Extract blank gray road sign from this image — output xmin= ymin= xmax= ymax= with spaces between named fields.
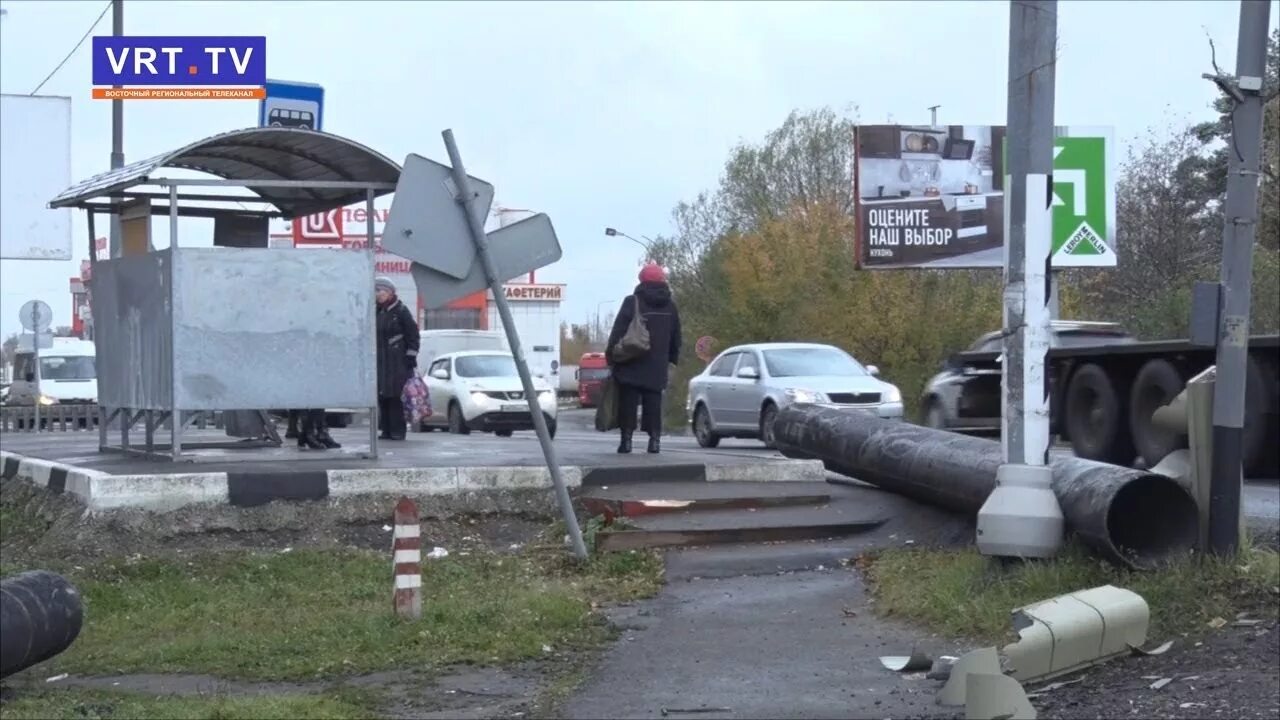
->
xmin=17 ymin=332 xmax=53 ymax=351
xmin=413 ymin=213 xmax=563 ymax=308
xmin=19 ymin=299 xmax=52 ymax=332
xmin=382 ymin=153 xmax=495 ymax=280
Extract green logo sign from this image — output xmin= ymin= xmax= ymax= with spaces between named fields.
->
xmin=1051 ymin=136 xmax=1114 ymax=267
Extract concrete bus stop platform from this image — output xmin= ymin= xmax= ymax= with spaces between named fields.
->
xmin=0 ymin=424 xmax=824 ymax=514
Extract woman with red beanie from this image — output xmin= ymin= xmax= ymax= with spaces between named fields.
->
xmin=605 ymin=263 xmax=682 ymax=454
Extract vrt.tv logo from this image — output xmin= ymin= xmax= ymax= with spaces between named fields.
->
xmin=91 ymin=35 xmax=266 ymax=100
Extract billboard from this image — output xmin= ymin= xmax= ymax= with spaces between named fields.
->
xmin=0 ymin=94 xmax=72 ymax=260
xmin=854 ymin=125 xmax=1115 ymax=269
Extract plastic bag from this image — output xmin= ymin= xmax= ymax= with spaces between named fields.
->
xmin=402 ymin=375 xmax=432 ymax=425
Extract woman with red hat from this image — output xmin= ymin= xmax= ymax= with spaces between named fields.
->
xmin=605 ymin=263 xmax=682 ymax=454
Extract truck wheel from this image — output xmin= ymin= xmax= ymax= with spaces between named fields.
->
xmin=1065 ymin=363 xmax=1135 ymax=466
xmin=1129 ymin=359 xmax=1186 ymax=468
xmin=1243 ymin=355 xmax=1269 ymax=477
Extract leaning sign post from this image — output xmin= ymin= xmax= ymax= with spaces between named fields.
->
xmin=380 ymin=131 xmax=588 ymax=561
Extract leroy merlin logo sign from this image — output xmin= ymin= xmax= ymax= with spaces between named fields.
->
xmin=1051 ymin=133 xmax=1116 ymax=267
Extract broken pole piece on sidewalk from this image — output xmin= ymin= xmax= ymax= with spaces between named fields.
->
xmin=393 ymin=497 xmax=423 ymax=621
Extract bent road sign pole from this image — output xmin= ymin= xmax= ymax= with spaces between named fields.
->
xmin=440 ymin=129 xmax=588 ymax=561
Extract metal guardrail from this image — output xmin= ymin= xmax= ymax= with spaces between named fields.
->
xmin=0 ymin=404 xmax=224 ymax=433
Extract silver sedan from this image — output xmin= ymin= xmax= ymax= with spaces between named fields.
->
xmin=686 ymin=342 xmax=904 ymax=448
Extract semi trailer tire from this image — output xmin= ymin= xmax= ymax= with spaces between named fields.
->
xmin=1129 ymin=359 xmax=1187 ymax=468
xmin=1065 ymin=363 xmax=1135 ymax=466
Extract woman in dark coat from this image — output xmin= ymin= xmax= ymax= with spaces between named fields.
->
xmin=375 ymin=276 xmax=420 ymax=440
xmin=606 ymin=263 xmax=682 ymax=454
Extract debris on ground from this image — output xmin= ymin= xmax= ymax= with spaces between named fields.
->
xmin=879 ymin=650 xmax=933 ymax=673
xmin=965 ymin=671 xmax=1036 ymax=720
xmin=427 ymin=546 xmax=449 ymax=559
xmin=659 ymin=707 xmax=732 ymax=716
xmin=1129 ymin=639 xmax=1174 ymax=656
xmin=939 ymin=646 xmax=1002 ymax=706
xmin=1004 ymin=585 xmax=1149 ymax=682
xmin=1149 ymin=677 xmax=1173 ymax=690
xmin=926 ymin=655 xmax=959 ymax=681
xmin=1207 ymin=616 xmax=1228 ymax=629
xmin=1025 ymin=676 xmax=1085 ymax=698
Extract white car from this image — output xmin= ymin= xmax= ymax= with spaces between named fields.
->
xmin=422 ymin=351 xmax=559 ymax=437
xmin=686 ymin=342 xmax=904 ymax=448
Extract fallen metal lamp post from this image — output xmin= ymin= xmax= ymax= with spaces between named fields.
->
xmin=772 ymin=405 xmax=1199 ymax=569
xmin=1 ymin=570 xmax=84 ymax=679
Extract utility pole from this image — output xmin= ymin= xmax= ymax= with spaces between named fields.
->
xmin=976 ymin=0 xmax=1064 ymax=560
xmin=1207 ymin=0 xmax=1271 ymax=557
xmin=108 ymin=0 xmax=124 ymax=259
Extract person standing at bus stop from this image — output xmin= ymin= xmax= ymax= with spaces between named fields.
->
xmin=375 ymin=276 xmax=420 ymax=440
xmin=606 ymin=263 xmax=682 ymax=454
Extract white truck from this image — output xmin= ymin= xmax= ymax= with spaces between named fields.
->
xmin=6 ymin=337 xmax=98 ymax=406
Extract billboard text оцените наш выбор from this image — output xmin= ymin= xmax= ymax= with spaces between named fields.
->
xmin=854 ymin=124 xmax=1116 ymax=270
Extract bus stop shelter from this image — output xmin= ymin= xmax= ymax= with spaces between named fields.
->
xmin=47 ymin=127 xmax=401 ymax=461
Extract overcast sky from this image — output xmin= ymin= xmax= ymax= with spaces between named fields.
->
xmin=0 ymin=0 xmax=1274 ymax=342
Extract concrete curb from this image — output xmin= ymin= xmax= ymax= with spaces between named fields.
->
xmin=0 ymin=451 xmax=823 ymax=514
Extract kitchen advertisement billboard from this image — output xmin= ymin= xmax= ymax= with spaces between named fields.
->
xmin=854 ymin=125 xmax=1115 ymax=269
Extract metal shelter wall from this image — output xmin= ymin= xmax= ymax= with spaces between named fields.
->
xmin=49 ymin=127 xmax=401 ymax=460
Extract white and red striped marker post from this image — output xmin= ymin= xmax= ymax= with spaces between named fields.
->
xmin=392 ymin=497 xmax=422 ymax=620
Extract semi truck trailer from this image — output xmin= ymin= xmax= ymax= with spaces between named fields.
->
xmin=933 ymin=330 xmax=1280 ymax=476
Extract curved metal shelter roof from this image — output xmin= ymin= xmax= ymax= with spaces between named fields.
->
xmin=48 ymin=127 xmax=402 ymax=219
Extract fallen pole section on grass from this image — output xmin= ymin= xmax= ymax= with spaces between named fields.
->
xmin=771 ymin=405 xmax=1199 ymax=569
xmin=0 ymin=570 xmax=84 ymax=678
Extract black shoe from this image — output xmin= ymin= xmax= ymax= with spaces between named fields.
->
xmin=299 ymin=433 xmax=326 ymax=450
xmin=318 ymin=432 xmax=341 ymax=450
xmin=285 ymin=429 xmax=299 ymax=440
xmin=647 ymin=436 xmax=660 ymax=454
xmin=618 ymin=432 xmax=633 ymax=454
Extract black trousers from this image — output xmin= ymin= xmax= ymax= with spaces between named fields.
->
xmin=617 ymin=382 xmax=662 ymax=437
xmin=379 ymin=397 xmax=407 ymax=439
xmin=289 ymin=409 xmax=326 ymax=435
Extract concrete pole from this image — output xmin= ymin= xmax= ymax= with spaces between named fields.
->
xmin=977 ymin=0 xmax=1064 ymax=559
xmin=1207 ymin=0 xmax=1271 ymax=557
xmin=108 ymin=0 xmax=124 ymax=259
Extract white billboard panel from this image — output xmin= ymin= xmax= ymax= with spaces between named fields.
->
xmin=1 ymin=94 xmax=72 ymax=260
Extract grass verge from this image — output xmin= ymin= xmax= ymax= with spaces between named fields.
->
xmin=863 ymin=543 xmax=1280 ymax=644
xmin=32 ymin=544 xmax=662 ymax=682
xmin=0 ymin=688 xmax=374 ymax=720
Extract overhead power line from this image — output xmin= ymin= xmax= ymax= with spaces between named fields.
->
xmin=30 ymin=0 xmax=112 ymax=95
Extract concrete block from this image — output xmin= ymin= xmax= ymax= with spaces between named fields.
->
xmin=89 ymin=473 xmax=230 ymax=513
xmin=456 ymin=466 xmax=583 ymax=492
xmin=705 ymin=459 xmax=826 ymax=483
xmin=328 ymin=467 xmax=459 ymax=497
